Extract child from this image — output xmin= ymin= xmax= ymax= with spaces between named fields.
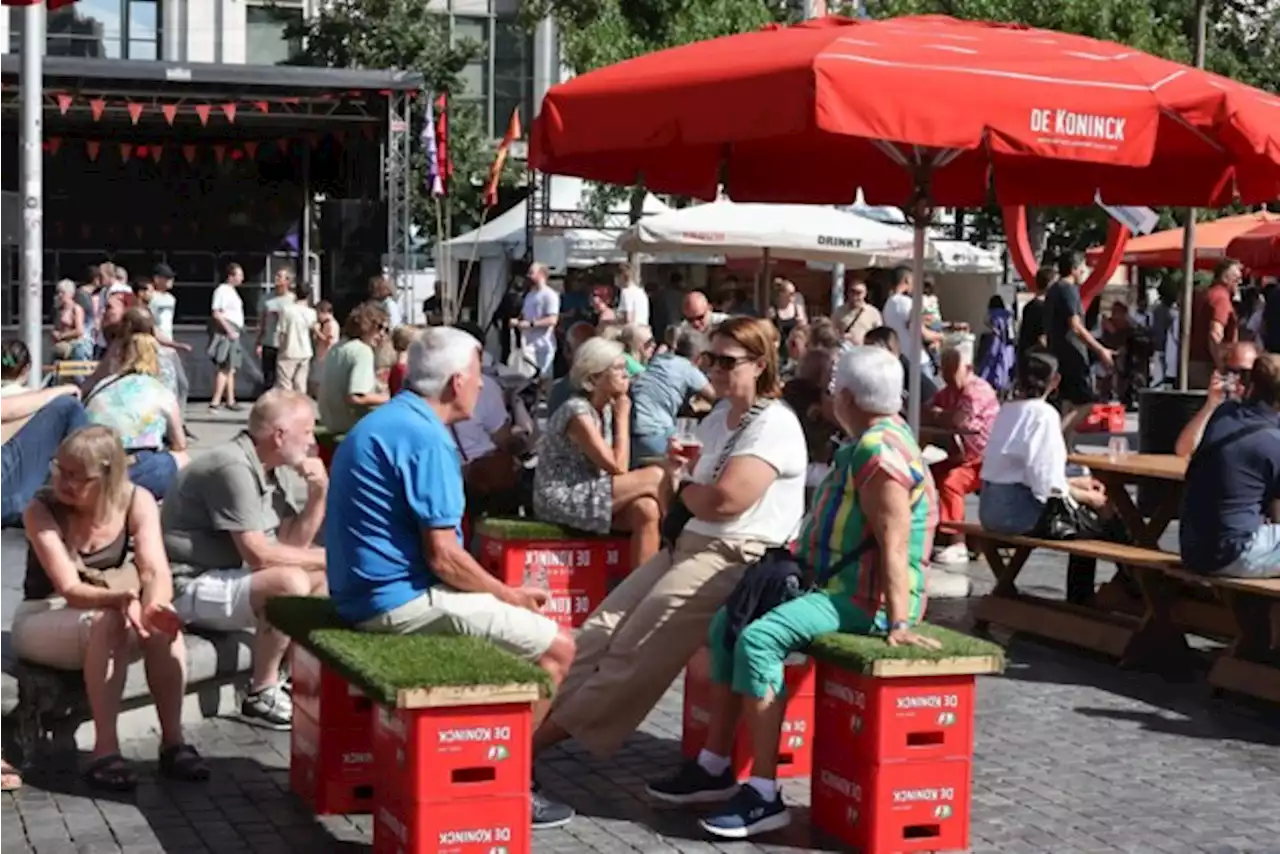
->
xmin=309 ymin=300 xmax=340 ymax=397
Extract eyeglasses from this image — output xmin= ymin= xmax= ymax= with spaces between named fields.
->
xmin=684 ymin=313 xmax=709 ymax=325
xmin=49 ymin=459 xmax=104 ymax=484
xmin=706 ymin=353 xmax=754 ymax=371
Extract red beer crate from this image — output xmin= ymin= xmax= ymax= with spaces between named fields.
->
xmin=811 ymin=757 xmax=972 ymax=854
xmin=290 ymin=708 xmax=375 ymax=815
xmin=814 ymin=662 xmax=976 ymax=766
xmin=1079 ymin=402 xmax=1126 ymax=434
xmin=291 ymin=646 xmax=374 ymax=730
xmin=373 ymin=703 xmax=533 ymax=805
xmin=478 ymin=534 xmax=615 ymax=630
xmin=372 ymin=791 xmax=529 ymax=854
xmin=681 ymin=647 xmax=816 ymax=779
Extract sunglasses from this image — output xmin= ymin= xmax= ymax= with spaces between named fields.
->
xmin=684 ymin=312 xmax=709 ymax=325
xmin=707 ymin=354 xmax=754 ymax=371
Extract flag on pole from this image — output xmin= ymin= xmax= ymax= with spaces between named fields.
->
xmin=421 ymin=91 xmax=444 ymax=198
xmin=435 ymin=93 xmax=451 ymax=192
xmin=483 ymin=107 xmax=521 ymax=208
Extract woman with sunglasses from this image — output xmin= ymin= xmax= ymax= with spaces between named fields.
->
xmin=528 ymin=317 xmax=808 ymax=766
xmin=12 ymin=426 xmax=207 ymax=791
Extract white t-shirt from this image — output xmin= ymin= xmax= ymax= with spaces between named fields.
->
xmin=979 ymin=399 xmax=1070 ymax=502
xmin=684 ymin=401 xmax=808 ymax=545
xmin=522 ymin=286 xmax=561 ymax=348
xmin=210 ymin=283 xmax=245 ymax=330
xmin=149 ymin=292 xmax=177 ymax=341
xmin=882 ymin=292 xmax=917 ymax=361
xmin=618 ymin=284 xmax=650 ymax=327
xmin=278 ymin=303 xmax=318 ymax=360
xmin=382 ymin=296 xmax=404 ymax=330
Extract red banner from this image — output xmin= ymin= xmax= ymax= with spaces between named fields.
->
xmin=150 ymin=145 xmax=163 ymax=163
xmin=254 ymin=101 xmax=269 ymax=113
xmin=244 ymin=141 xmax=259 ymax=158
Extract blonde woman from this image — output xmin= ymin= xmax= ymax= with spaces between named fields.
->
xmin=83 ymin=331 xmax=189 ymax=498
xmin=618 ymin=323 xmax=655 ymax=375
xmin=14 ymin=427 xmax=205 ymax=791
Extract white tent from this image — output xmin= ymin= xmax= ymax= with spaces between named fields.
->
xmin=617 ymin=200 xmax=925 ymax=266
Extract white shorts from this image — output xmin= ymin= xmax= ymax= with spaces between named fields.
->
xmin=357 ymin=586 xmax=559 ymax=661
xmin=173 ymin=568 xmax=257 ymax=632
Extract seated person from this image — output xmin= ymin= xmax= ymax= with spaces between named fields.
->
xmin=781 ymin=346 xmax=841 ymax=466
xmin=645 ymin=346 xmax=940 ymax=838
xmin=14 ymin=426 xmax=207 ymax=790
xmin=451 ymin=350 xmax=532 ymax=515
xmin=1179 ymin=353 xmax=1280 ymax=577
xmin=618 ymin=323 xmax=654 ymax=375
xmin=83 ymin=306 xmax=178 ymax=402
xmin=545 ymin=321 xmax=598 ymax=416
xmin=317 ymin=301 xmax=391 ymax=434
xmin=629 ymin=328 xmax=714 ymax=461
xmin=324 ymin=327 xmax=577 ymax=829
xmin=533 ymin=338 xmax=667 ymax=569
xmin=2 ymin=341 xmax=88 ymax=527
xmin=529 ymin=318 xmax=807 ymax=797
xmin=83 ymin=331 xmax=189 ymax=499
xmin=922 ymin=340 xmax=999 ymax=566
xmin=1174 ymin=341 xmax=1259 ymax=457
xmin=162 ymin=391 xmax=328 ymax=729
xmin=864 ymin=325 xmax=940 ymax=410
xmin=52 ymin=278 xmax=93 ymax=362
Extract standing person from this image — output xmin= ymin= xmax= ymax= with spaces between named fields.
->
xmin=1149 ymin=288 xmax=1176 ymax=386
xmin=616 ymin=263 xmax=650 ymax=327
xmin=1018 ymin=270 xmax=1051 ymax=358
xmin=369 ymin=274 xmax=404 ymax=330
xmin=881 ymin=265 xmax=943 ymax=378
xmin=514 ymin=263 xmax=561 ymax=385
xmin=1042 ymin=251 xmax=1114 ymax=443
xmin=147 ymin=264 xmax=192 ymax=413
xmin=275 ymin=283 xmax=317 ymax=394
xmin=1188 ymin=259 xmax=1243 ymax=389
xmin=317 ymin=302 xmax=391 ymax=434
xmin=976 ymin=295 xmax=1017 ymax=396
xmin=255 ymin=267 xmax=297 ymax=393
xmin=209 ymin=263 xmax=246 ymax=412
xmin=833 ymin=274 xmax=881 ymax=345
xmin=767 ymin=279 xmax=807 ymax=359
xmin=310 ymin=300 xmax=340 ymax=397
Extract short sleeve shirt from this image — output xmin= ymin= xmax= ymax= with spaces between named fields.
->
xmin=85 ymin=373 xmax=176 ymax=450
xmin=262 ymin=292 xmax=296 ymax=349
xmin=278 ymin=303 xmax=317 ymax=360
xmin=326 ymin=392 xmax=466 ymax=623
xmin=149 ymin=292 xmax=177 ymax=341
xmin=1190 ymin=284 xmax=1237 ymax=363
xmin=798 ymin=418 xmax=937 ymax=627
xmin=522 ymin=287 xmax=561 ymax=348
xmin=928 ymin=376 xmax=1000 ymax=461
xmin=211 ymin=283 xmax=246 ymax=330
xmin=630 ymin=353 xmax=709 ymax=440
xmin=318 ymin=339 xmax=379 ymax=433
xmin=1043 ymin=280 xmax=1087 ymax=362
xmin=882 ymin=293 xmax=916 ymax=359
xmin=618 ymin=284 xmax=650 ymax=326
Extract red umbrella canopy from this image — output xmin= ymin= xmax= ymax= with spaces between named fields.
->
xmin=532 ymin=15 xmax=1280 ymax=208
xmin=1 ymin=1 xmax=80 ymax=7
xmin=1226 ymin=221 xmax=1280 ymax=275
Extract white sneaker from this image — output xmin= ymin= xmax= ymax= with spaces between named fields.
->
xmin=932 ymin=543 xmax=970 ymax=566
xmin=925 ymin=567 xmax=973 ymax=599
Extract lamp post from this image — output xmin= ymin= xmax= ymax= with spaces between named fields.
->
xmin=20 ymin=3 xmax=45 ymax=389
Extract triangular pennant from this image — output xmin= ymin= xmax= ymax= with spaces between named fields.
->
xmin=56 ymin=93 xmax=73 ymax=115
xmin=86 ymin=140 xmax=101 ymax=162
xmin=46 ymin=137 xmax=61 ymax=156
xmin=244 ymin=141 xmax=259 ymax=158
xmin=90 ymin=98 xmax=106 ymax=121
xmin=213 ymin=144 xmax=226 ymax=164
xmin=194 ymin=104 xmax=211 ymax=126
xmin=254 ymin=101 xmax=269 ymax=113
xmin=127 ymin=102 xmax=144 ymax=125
xmin=161 ymin=104 xmax=177 ymax=125
xmin=150 ymin=145 xmax=163 ymax=163
xmin=182 ymin=144 xmax=197 ymax=163
xmin=361 ymin=124 xmax=376 ymax=140
xmin=120 ymin=143 xmax=134 ymax=161
xmin=221 ymin=103 xmax=237 ymax=123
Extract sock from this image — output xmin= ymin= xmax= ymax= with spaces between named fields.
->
xmin=746 ymin=776 xmax=777 ymax=801
xmin=696 ymin=749 xmax=730 ymax=776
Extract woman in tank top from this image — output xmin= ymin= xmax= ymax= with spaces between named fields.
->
xmin=12 ymin=426 xmax=208 ymax=791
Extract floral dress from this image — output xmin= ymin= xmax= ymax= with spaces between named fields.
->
xmin=533 ymin=395 xmax=614 ymax=533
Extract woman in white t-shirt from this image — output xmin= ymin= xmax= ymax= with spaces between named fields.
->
xmin=529 ymin=316 xmax=808 ymax=762
xmin=208 ymin=263 xmax=247 ymax=411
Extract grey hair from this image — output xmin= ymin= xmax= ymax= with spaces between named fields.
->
xmin=619 ymin=323 xmax=653 ymax=357
xmin=56 ymin=278 xmax=77 ymax=296
xmin=248 ymin=389 xmax=313 ymax=438
xmin=405 ymin=326 xmax=480 ymax=399
xmin=114 ymin=265 xmax=128 ymax=283
xmin=834 ymin=346 xmax=903 ymax=416
xmin=941 ymin=337 xmax=974 ymax=367
xmin=570 ymin=337 xmax=625 ymax=392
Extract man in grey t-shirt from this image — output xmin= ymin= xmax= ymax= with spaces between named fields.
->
xmin=163 ymin=390 xmax=327 ymax=729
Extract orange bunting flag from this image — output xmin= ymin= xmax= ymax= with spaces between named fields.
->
xmin=150 ymin=145 xmax=163 ymax=163
xmin=244 ymin=141 xmax=259 ymax=158
xmin=120 ymin=143 xmax=134 ymax=161
xmin=161 ymin=104 xmax=177 ymax=125
xmin=45 ymin=137 xmax=61 ymax=156
xmin=90 ymin=99 xmax=106 ymax=121
xmin=195 ymin=104 xmax=211 ymax=126
xmin=127 ymin=102 xmax=144 ymax=125
xmin=86 ymin=140 xmax=101 ymax=162
xmin=483 ymin=107 xmax=522 ymax=208
xmin=213 ymin=144 xmax=226 ymax=164
xmin=254 ymin=101 xmax=269 ymax=113
xmin=222 ymin=103 xmax=237 ymax=123
xmin=182 ymin=144 xmax=197 ymax=163
xmin=56 ymin=93 xmax=73 ymax=115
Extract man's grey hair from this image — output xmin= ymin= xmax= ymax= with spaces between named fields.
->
xmin=570 ymin=337 xmax=625 ymax=393
xmin=114 ymin=266 xmax=128 ymax=283
xmin=673 ymin=328 xmax=709 ymax=360
xmin=248 ymin=389 xmax=313 ymax=438
xmin=941 ymin=337 xmax=974 ymax=367
xmin=834 ymin=346 xmax=903 ymax=416
xmin=406 ymin=326 xmax=481 ymax=400
xmin=56 ymin=278 xmax=77 ymax=296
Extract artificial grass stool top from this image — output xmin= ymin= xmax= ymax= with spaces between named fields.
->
xmin=313 ymin=427 xmax=345 ymax=447
xmin=475 ymin=516 xmax=623 ymax=541
xmin=809 ymin=624 xmax=1005 ymax=678
xmin=265 ymin=597 xmax=551 ymax=708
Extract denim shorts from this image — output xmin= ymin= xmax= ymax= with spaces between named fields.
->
xmin=978 ymin=481 xmax=1045 ymax=536
xmin=1218 ymin=524 xmax=1280 ymax=579
xmin=128 ymin=449 xmax=179 ymax=500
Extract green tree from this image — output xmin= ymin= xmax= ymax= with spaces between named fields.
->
xmin=287 ymin=0 xmax=521 ymax=241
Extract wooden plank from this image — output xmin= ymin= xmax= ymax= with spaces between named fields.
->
xmin=975 ymin=595 xmax=1136 ymax=658
xmin=1066 ymin=453 xmax=1187 ymax=482
xmin=868 ymin=655 xmax=1004 ymax=678
xmin=1208 ymin=657 xmax=1280 ymax=705
xmin=394 ymin=682 xmax=545 ymax=709
xmin=943 ymin=522 xmax=1181 ymax=568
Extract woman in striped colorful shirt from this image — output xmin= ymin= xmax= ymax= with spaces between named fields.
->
xmin=647 ymin=345 xmax=942 ymax=840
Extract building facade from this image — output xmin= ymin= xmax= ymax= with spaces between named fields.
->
xmin=2 ymin=0 xmax=538 ymax=139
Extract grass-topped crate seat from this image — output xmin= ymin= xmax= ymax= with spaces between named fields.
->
xmin=266 ymin=597 xmax=551 ymax=854
xmin=681 ymin=646 xmax=817 ymax=780
xmin=313 ymin=426 xmax=346 ymax=471
xmin=475 ymin=516 xmax=631 ymax=629
xmin=289 ymin=644 xmax=376 ymax=814
xmin=808 ymin=626 xmax=1005 ymax=854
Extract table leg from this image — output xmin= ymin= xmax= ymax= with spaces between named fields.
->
xmin=1121 ymin=567 xmax=1194 ymax=674
xmin=1208 ymin=589 xmax=1280 ymax=704
xmin=1095 ymin=473 xmax=1180 ymax=547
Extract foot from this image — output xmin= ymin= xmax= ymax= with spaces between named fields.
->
xmin=924 ymin=566 xmax=973 ymax=599
xmin=83 ymin=753 xmax=138 ymax=792
xmin=531 ymin=784 xmax=574 ymax=829
xmin=208 ymin=403 xmax=222 ymax=412
xmin=931 ymin=543 xmax=970 ymax=566
xmin=646 ymin=760 xmax=738 ymax=805
xmin=241 ymin=684 xmax=292 ymax=730
xmin=1 ymin=760 xmax=21 ymax=792
xmin=225 ymin=402 xmax=242 ymax=412
xmin=699 ymin=784 xmax=791 ymax=839
xmin=158 ymin=743 xmax=211 ymax=782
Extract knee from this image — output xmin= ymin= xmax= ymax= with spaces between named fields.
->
xmin=547 ymin=630 xmax=576 ymax=668
xmin=261 ymin=566 xmax=313 ymax=599
xmin=89 ymin=608 xmax=130 ymax=648
xmin=628 ymin=496 xmax=661 ymax=528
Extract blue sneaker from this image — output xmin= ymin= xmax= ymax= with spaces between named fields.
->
xmin=646 ymin=760 xmax=738 ymax=805
xmin=699 ymin=784 xmax=791 ymax=839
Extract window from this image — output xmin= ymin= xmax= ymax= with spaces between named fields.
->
xmin=245 ymin=3 xmax=304 ymax=66
xmin=10 ymin=0 xmax=161 ymax=60
xmin=454 ymin=16 xmax=491 ymax=132
xmin=494 ymin=18 xmax=532 ymax=140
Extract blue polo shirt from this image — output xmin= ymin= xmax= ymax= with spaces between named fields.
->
xmin=325 ymin=391 xmax=465 ymax=624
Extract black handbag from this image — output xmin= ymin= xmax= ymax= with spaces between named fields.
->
xmin=1034 ymin=494 xmax=1124 ymax=542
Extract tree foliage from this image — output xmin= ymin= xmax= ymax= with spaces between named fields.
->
xmin=286 ymin=0 xmax=520 ymax=241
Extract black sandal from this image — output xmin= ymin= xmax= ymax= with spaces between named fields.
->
xmin=158 ymin=744 xmax=210 ymax=782
xmin=83 ymin=754 xmax=138 ymax=792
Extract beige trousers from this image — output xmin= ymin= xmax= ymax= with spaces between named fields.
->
xmin=274 ymin=357 xmax=311 ymax=394
xmin=548 ymin=531 xmax=767 ymax=758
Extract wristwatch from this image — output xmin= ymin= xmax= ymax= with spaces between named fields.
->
xmin=889 ymin=620 xmax=911 ymax=632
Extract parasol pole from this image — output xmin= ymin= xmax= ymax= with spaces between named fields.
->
xmin=20 ymin=2 xmax=45 ymax=388
xmin=907 ymin=211 xmax=928 ymax=436
xmin=1177 ymin=0 xmax=1208 ymax=391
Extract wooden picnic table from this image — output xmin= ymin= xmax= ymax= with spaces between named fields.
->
xmin=1067 ymin=453 xmax=1187 ymax=547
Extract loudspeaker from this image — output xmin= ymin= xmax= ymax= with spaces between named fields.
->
xmin=319 ymin=199 xmax=388 ymax=252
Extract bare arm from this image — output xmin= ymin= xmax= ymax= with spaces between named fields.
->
xmin=276 ymin=461 xmax=327 ymax=547
xmin=23 ymin=499 xmax=131 ymax=611
xmin=211 ymin=309 xmax=236 ymax=338
xmin=859 ymin=470 xmax=913 ymax=625
xmin=165 ymin=398 xmax=189 ymax=452
xmin=681 ymin=455 xmax=778 ymax=522
xmin=1068 ymin=315 xmax=1110 ymax=359
xmin=1174 ymin=399 xmax=1220 ymax=458
xmin=348 ymin=390 xmax=390 ymax=407
xmin=129 ymin=489 xmax=174 ymax=607
xmin=566 ymin=413 xmax=626 ymax=476
xmin=0 ymin=386 xmax=79 ymax=423
xmin=1207 ymin=320 xmax=1226 ymax=368
xmin=422 ymin=528 xmax=517 ymax=600
xmin=230 ymin=530 xmax=326 ymax=573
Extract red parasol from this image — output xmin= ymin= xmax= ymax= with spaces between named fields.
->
xmin=1085 ymin=211 xmax=1278 ymax=270
xmin=1226 ymin=221 xmax=1280 ymax=276
xmin=1 ymin=1 xmax=80 ymax=7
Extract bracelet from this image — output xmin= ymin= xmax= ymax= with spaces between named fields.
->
xmin=889 ymin=620 xmax=911 ymax=632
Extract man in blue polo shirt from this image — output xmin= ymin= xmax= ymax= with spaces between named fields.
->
xmin=325 ymin=326 xmax=578 ymax=829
